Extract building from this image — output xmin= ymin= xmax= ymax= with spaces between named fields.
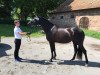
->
xmin=49 ymin=0 xmax=100 ymax=31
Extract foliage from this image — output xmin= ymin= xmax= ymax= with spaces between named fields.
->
xmin=0 ymin=24 xmax=44 ymax=37
xmin=0 ymin=0 xmax=66 ymax=21
xmin=83 ymin=29 xmax=100 ymax=39
xmin=0 ymin=0 xmax=13 ymax=19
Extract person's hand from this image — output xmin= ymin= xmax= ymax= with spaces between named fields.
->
xmin=27 ymin=32 xmax=31 ymax=35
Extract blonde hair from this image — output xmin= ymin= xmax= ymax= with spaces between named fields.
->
xmin=14 ymin=20 xmax=20 ymax=24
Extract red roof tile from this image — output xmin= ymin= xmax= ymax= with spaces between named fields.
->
xmin=51 ymin=0 xmax=100 ymax=13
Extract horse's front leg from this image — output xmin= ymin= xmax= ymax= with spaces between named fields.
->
xmin=49 ymin=41 xmax=56 ymax=62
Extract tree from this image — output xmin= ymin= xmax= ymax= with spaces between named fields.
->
xmin=12 ymin=0 xmax=35 ymax=21
xmin=0 ymin=0 xmax=13 ymax=19
xmin=0 ymin=0 xmax=66 ymax=20
xmin=12 ymin=0 xmax=66 ymax=20
xmin=34 ymin=0 xmax=66 ymax=18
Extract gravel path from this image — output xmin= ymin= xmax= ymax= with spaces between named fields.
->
xmin=0 ymin=36 xmax=100 ymax=75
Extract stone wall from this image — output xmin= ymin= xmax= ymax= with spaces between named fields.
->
xmin=49 ymin=9 xmax=100 ymax=32
xmin=49 ymin=13 xmax=77 ymax=28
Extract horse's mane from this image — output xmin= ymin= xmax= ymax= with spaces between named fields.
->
xmin=39 ymin=16 xmax=54 ymax=27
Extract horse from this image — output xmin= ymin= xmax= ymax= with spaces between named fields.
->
xmin=27 ymin=16 xmax=88 ymax=66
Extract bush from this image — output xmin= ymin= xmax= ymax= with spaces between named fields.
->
xmin=0 ymin=19 xmax=13 ymax=24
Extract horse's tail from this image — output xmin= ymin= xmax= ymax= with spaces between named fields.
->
xmin=77 ymin=47 xmax=83 ymax=60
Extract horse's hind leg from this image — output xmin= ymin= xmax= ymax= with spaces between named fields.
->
xmin=70 ymin=43 xmax=77 ymax=61
xmin=49 ymin=41 xmax=56 ymax=62
xmin=53 ymin=49 xmax=56 ymax=60
xmin=79 ymin=45 xmax=88 ymax=65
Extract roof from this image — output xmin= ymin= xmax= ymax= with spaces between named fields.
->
xmin=51 ymin=0 xmax=100 ymax=13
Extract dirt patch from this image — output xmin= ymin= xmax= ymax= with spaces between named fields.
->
xmin=90 ymin=44 xmax=100 ymax=51
xmin=0 ymin=37 xmax=100 ymax=75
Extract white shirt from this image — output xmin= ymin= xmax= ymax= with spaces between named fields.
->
xmin=14 ymin=26 xmax=22 ymax=39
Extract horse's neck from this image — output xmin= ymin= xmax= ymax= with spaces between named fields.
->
xmin=41 ymin=24 xmax=53 ymax=33
xmin=40 ymin=19 xmax=54 ymax=33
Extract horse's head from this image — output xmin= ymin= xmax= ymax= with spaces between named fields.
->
xmin=27 ymin=16 xmax=40 ymax=27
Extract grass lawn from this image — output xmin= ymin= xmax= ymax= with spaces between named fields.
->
xmin=0 ymin=24 xmax=44 ymax=37
xmin=82 ymin=29 xmax=100 ymax=39
xmin=0 ymin=24 xmax=100 ymax=39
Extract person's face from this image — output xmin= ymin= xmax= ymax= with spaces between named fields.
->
xmin=15 ymin=21 xmax=20 ymax=27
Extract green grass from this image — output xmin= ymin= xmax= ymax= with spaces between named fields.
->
xmin=82 ymin=29 xmax=100 ymax=39
xmin=1 ymin=24 xmax=100 ymax=39
xmin=0 ymin=24 xmax=44 ymax=37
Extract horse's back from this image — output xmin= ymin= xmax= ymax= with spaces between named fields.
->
xmin=49 ymin=26 xmax=85 ymax=44
xmin=51 ymin=27 xmax=72 ymax=43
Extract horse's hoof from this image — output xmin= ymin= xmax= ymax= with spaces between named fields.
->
xmin=53 ymin=57 xmax=56 ymax=60
xmin=85 ymin=64 xmax=88 ymax=67
xmin=50 ymin=59 xmax=53 ymax=62
xmin=70 ymin=59 xmax=74 ymax=61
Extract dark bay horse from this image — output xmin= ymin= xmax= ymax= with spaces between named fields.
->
xmin=28 ymin=16 xmax=88 ymax=65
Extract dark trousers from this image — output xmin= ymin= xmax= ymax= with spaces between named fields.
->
xmin=14 ymin=39 xmax=21 ymax=59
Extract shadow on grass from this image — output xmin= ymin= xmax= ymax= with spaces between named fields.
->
xmin=0 ymin=43 xmax=12 ymax=57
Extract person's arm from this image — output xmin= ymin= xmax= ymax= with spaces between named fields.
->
xmin=18 ymin=32 xmax=27 ymax=35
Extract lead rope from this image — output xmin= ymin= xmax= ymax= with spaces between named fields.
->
xmin=25 ymin=23 xmax=33 ymax=42
xmin=26 ymin=34 xmax=31 ymax=42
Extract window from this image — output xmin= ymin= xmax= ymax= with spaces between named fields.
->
xmin=60 ymin=16 xmax=64 ymax=19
